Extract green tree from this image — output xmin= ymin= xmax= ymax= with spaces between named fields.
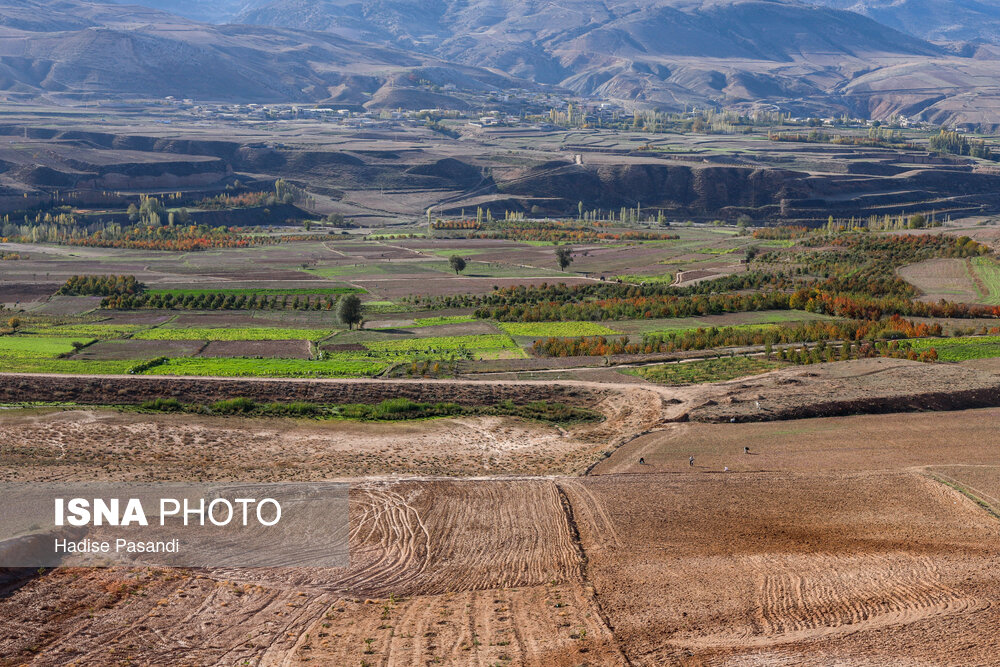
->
xmin=336 ymin=294 xmax=363 ymax=330
xmin=555 ymin=246 xmax=574 ymax=271
xmin=449 ymin=255 xmax=467 ymax=275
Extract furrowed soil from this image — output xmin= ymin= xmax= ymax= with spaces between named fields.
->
xmin=3 ymin=361 xmax=1000 ymax=665
xmin=562 ymin=469 xmax=1000 ymax=666
xmin=0 ymin=480 xmax=624 ymax=666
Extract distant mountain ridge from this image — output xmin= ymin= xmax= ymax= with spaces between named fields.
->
xmin=232 ymin=0 xmax=1000 ymax=125
xmin=0 ymin=0 xmax=527 ymax=106
xmin=6 ymin=0 xmax=1000 ymax=128
xmin=811 ymin=0 xmax=1000 ymax=45
xmin=102 ymin=0 xmax=261 ymax=24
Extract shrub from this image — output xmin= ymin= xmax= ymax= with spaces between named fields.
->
xmin=140 ymin=397 xmax=182 ymax=411
xmin=128 ymin=356 xmax=168 ymax=374
xmin=210 ymin=397 xmax=257 ymax=414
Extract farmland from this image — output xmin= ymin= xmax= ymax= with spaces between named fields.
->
xmin=910 ymin=335 xmax=1000 ymax=360
xmin=971 ymin=255 xmax=1000 ymax=304
xmin=624 ymin=356 xmax=783 ymax=385
xmin=0 ymin=336 xmax=93 ymax=358
xmin=4 ymin=392 xmax=1000 ymax=664
xmin=133 ymin=327 xmax=336 ymax=341
xmin=5 ymin=109 xmax=1000 ymax=666
xmin=498 ymin=321 xmax=622 ymax=337
xmin=150 ymin=356 xmax=389 ymax=378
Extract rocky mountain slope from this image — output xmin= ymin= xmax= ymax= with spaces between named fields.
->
xmin=233 ymin=0 xmax=1000 ymax=124
xmin=0 ymin=0 xmax=524 ymax=105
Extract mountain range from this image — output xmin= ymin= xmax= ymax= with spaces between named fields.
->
xmin=0 ymin=0 xmax=525 ymax=106
xmin=812 ymin=0 xmax=1000 ymax=45
xmin=7 ymin=0 xmax=1000 ymax=127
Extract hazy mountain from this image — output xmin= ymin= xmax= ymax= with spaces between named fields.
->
xmin=0 ymin=0 xmax=525 ymax=105
xmin=8 ymin=0 xmax=1000 ymax=127
xmin=812 ymin=0 xmax=1000 ymax=45
xmin=234 ymin=0 xmax=945 ymax=110
xmin=239 ymin=0 xmax=941 ymax=81
xmin=101 ymin=0 xmax=257 ymax=24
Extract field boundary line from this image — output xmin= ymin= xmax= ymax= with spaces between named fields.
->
xmin=555 ymin=482 xmax=633 ymax=666
xmin=926 ymin=471 xmax=1000 ymax=520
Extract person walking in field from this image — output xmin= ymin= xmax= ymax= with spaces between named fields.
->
xmin=689 ymin=456 xmax=695 ymax=467
xmin=638 ymin=457 xmax=645 ymax=465
xmin=744 ymin=446 xmax=750 ymax=455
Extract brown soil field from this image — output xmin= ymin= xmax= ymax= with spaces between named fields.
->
xmin=0 ymin=282 xmax=61 ymax=304
xmin=199 ymin=340 xmax=311 ymax=359
xmin=361 ymin=275 xmax=596 ymax=300
xmin=961 ymin=356 xmax=1000 ymax=373
xmin=562 ymin=471 xmax=1000 ymax=665
xmin=0 ymin=480 xmax=625 ymax=666
xmin=164 ymin=312 xmax=334 ymax=329
xmin=72 ymin=339 xmax=205 ymax=361
xmin=26 ymin=296 xmax=103 ymax=316
xmin=4 ymin=363 xmax=1000 ymax=665
xmin=925 ymin=465 xmax=1000 ymax=513
xmin=0 ymin=408 xmax=626 ymax=481
xmin=683 ymin=358 xmax=1000 ymax=422
xmin=898 ymin=257 xmax=981 ymax=302
xmin=593 ymin=407 xmax=1000 ymax=475
xmin=96 ymin=311 xmax=173 ymax=326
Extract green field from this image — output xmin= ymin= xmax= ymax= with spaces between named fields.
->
xmin=147 ymin=357 xmax=388 ymax=378
xmin=0 ymin=358 xmax=136 ymax=374
xmin=134 ymin=327 xmax=334 ymax=341
xmin=498 ymin=322 xmax=622 ymax=337
xmin=624 ymin=357 xmax=783 ymax=385
xmin=971 ymin=257 xmax=1000 ymax=305
xmin=411 ymin=315 xmax=479 ymax=327
xmin=613 ymin=274 xmax=675 ymax=285
xmin=911 ymin=335 xmax=1000 ymax=361
xmin=366 ymin=334 xmax=517 ymax=353
xmin=0 ymin=336 xmax=94 ymax=358
xmin=24 ymin=324 xmax=147 ymax=338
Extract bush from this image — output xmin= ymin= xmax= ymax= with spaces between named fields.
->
xmin=140 ymin=397 xmax=182 ymax=411
xmin=373 ymin=398 xmax=423 ymax=417
xmin=210 ymin=397 xmax=257 ymax=414
xmin=273 ymin=401 xmax=321 ymax=416
xmin=128 ymin=356 xmax=168 ymax=374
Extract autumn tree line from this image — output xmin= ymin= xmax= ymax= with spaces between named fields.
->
xmin=58 ymin=275 xmax=145 ymax=297
xmin=101 ymin=291 xmax=355 ymax=311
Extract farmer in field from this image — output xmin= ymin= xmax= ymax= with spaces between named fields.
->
xmin=689 ymin=456 xmax=695 ymax=467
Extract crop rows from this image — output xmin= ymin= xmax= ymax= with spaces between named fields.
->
xmin=134 ymin=327 xmax=334 ymax=341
